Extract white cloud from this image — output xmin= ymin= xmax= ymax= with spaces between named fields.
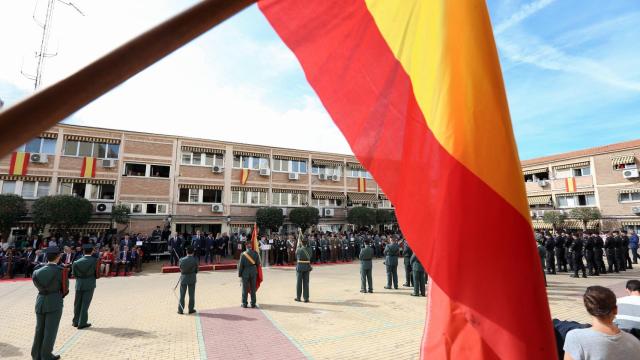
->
xmin=0 ymin=0 xmax=352 ymax=154
xmin=494 ymin=0 xmax=557 ymax=35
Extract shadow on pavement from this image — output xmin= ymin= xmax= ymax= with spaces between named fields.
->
xmin=198 ymin=313 xmax=256 ymax=321
xmin=0 ymin=342 xmax=22 ymax=357
xmin=259 ymin=303 xmax=328 ymax=314
xmin=310 ymin=299 xmax=379 ymax=308
xmin=87 ymin=327 xmax=156 ymax=338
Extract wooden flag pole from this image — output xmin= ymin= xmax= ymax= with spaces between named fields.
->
xmin=0 ymin=0 xmax=256 ymax=157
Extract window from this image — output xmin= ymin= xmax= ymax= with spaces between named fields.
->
xmin=380 ymin=199 xmax=393 ymax=208
xmin=37 ymin=182 xmax=50 ymax=197
xmin=62 ymin=140 xmax=119 ymax=159
xmin=157 ymin=204 xmax=168 ymax=214
xmin=272 ymin=159 xmax=289 ymax=172
xmin=292 ymin=160 xmax=307 ymax=173
xmin=620 ymin=192 xmax=640 ymax=203
xmin=124 ymin=163 xmax=170 ymax=178
xmin=312 ymin=165 xmax=341 ymax=176
xmin=273 ymin=192 xmax=307 ymax=206
xmin=557 ymin=194 xmax=596 ymax=208
xmin=59 ymin=182 xmax=73 ymax=195
xmin=554 ymin=168 xmax=572 ymax=179
xmin=182 ymin=152 xmax=224 ymax=167
xmin=125 ymin=163 xmax=147 ymax=176
xmin=202 ymin=189 xmax=222 ymax=203
xmin=311 ymin=198 xmax=342 ymax=207
xmin=127 ymin=203 xmax=167 ymax=215
xmin=132 ymin=204 xmax=143 ymax=214
xmin=273 ymin=159 xmax=307 ymax=173
xmin=524 ymin=171 xmax=549 ymax=182
xmin=231 ymin=190 xmax=267 ymax=205
xmin=89 ymin=184 xmax=115 ymax=200
xmin=573 ymin=167 xmax=591 ymax=177
xmin=20 ymin=138 xmax=57 ymax=154
xmin=233 ymin=156 xmax=268 ymax=170
xmin=348 ymin=168 xmax=372 ymax=178
xmin=189 ymin=189 xmax=199 ymax=203
xmin=1 ymin=181 xmax=16 ymax=194
xmin=150 ymin=165 xmax=170 ymax=178
xmin=21 ymin=182 xmax=36 ymax=198
xmin=59 ymin=182 xmax=87 ymax=198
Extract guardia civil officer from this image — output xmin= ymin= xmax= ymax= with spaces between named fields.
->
xmin=383 ymin=236 xmax=400 ymax=289
xmin=359 ymin=239 xmax=374 ymax=293
xmin=72 ymin=244 xmax=99 ymax=328
xmin=593 ymin=233 xmax=607 ymax=274
xmin=178 ymin=247 xmax=198 ymax=314
xmin=544 ymin=233 xmax=556 ymax=274
xmin=402 ymin=240 xmax=413 ymax=287
xmin=294 ymin=238 xmax=312 ymax=303
xmin=583 ymin=233 xmax=598 ymax=276
xmin=614 ymin=231 xmax=626 ymax=272
xmin=31 ymin=246 xmax=69 ymax=360
xmin=554 ymin=233 xmax=566 ymax=272
xmin=605 ymin=232 xmax=619 ymax=273
xmin=238 ymin=241 xmax=260 ymax=308
xmin=410 ymin=253 xmax=426 ymax=297
xmin=570 ymin=233 xmax=587 ymax=278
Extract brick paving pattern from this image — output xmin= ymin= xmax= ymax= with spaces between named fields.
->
xmin=0 ymin=260 xmax=638 ymax=359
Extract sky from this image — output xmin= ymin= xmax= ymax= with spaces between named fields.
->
xmin=0 ymin=0 xmax=639 ymax=160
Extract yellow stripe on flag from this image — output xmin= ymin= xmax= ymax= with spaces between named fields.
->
xmin=11 ymin=152 xmax=28 ymax=175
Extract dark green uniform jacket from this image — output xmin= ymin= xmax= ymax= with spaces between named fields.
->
xmin=359 ymin=246 xmax=374 ymax=270
xmin=72 ymin=256 xmax=97 ymax=291
xmin=384 ymin=243 xmax=400 ymax=266
xmin=296 ymin=246 xmax=313 ymax=272
xmin=179 ymin=256 xmax=199 ymax=284
xmin=410 ymin=254 xmax=424 ymax=272
xmin=238 ymin=249 xmax=260 ymax=278
xmin=33 ymin=264 xmax=67 ymax=313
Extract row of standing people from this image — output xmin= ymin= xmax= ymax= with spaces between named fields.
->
xmin=538 ymin=230 xmax=637 ymax=279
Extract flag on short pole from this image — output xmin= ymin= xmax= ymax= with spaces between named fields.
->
xmin=240 ymin=168 xmax=249 ymax=185
xmin=81 ymin=157 xmax=97 ymax=178
xmin=259 ymin=0 xmax=556 ymax=358
xmin=251 ymin=222 xmax=263 ymax=291
xmin=9 ymin=152 xmax=29 ymax=176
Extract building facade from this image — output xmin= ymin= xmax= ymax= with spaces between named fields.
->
xmin=522 ymin=139 xmax=640 ymax=231
xmin=0 ymin=124 xmax=392 ymax=236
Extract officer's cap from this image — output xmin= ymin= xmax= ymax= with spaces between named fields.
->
xmin=44 ymin=246 xmax=60 ymax=255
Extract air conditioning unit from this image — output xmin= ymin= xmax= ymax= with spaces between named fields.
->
xmin=288 ymin=172 xmax=299 ymax=180
xmin=632 ymin=207 xmax=640 ymax=215
xmin=212 ymin=165 xmax=224 ymax=173
xmin=319 ymin=173 xmax=329 ymax=181
xmin=29 ymin=153 xmax=48 ymax=164
xmin=323 ymin=208 xmax=335 ymax=217
xmin=537 ymin=180 xmax=548 ymax=187
xmin=101 ymin=159 xmax=116 ymax=168
xmin=623 ymin=169 xmax=639 ymax=179
xmin=259 ymin=168 xmax=271 ymax=176
xmin=280 ymin=208 xmax=288 ymax=216
xmin=211 ymin=203 xmax=223 ymax=213
xmin=331 ymin=174 xmax=340 ymax=182
xmin=95 ymin=203 xmax=113 ymax=214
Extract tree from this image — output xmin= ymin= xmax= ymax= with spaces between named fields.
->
xmin=348 ymin=206 xmax=376 ymax=228
xmin=111 ymin=204 xmax=131 ymax=234
xmin=32 ymin=195 xmax=92 ymax=232
xmin=542 ymin=210 xmax=566 ymax=232
xmin=256 ymin=207 xmax=284 ymax=232
xmin=569 ymin=207 xmax=602 ymax=230
xmin=375 ymin=209 xmax=394 ymax=225
xmin=0 ymin=194 xmax=27 ymax=240
xmin=289 ymin=207 xmax=319 ymax=232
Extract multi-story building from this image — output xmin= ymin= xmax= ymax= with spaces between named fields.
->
xmin=0 ymin=124 xmax=392 ymax=237
xmin=522 ymin=139 xmax=640 ymax=232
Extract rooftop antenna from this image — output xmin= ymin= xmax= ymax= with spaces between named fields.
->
xmin=22 ymin=0 xmax=85 ymax=90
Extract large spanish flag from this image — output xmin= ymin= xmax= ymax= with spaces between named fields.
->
xmin=259 ymin=1 xmax=555 ymax=359
xmin=80 ymin=157 xmax=97 ymax=178
xmin=9 ymin=152 xmax=29 ymax=176
xmin=251 ymin=223 xmax=263 ymax=291
xmin=240 ymin=168 xmax=249 ymax=185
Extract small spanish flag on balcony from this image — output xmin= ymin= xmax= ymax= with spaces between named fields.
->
xmin=81 ymin=157 xmax=97 ymax=178
xmin=9 ymin=152 xmax=29 ymax=176
xmin=357 ymin=177 xmax=366 ymax=193
xmin=240 ymin=168 xmax=249 ymax=185
xmin=565 ymin=177 xmax=577 ymax=192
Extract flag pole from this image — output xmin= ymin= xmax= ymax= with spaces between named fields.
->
xmin=0 ymin=0 xmax=256 ymax=157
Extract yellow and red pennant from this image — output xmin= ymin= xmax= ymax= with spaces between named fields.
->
xmin=357 ymin=177 xmax=366 ymax=192
xmin=565 ymin=177 xmax=577 ymax=192
xmin=9 ymin=152 xmax=29 ymax=176
xmin=240 ymin=168 xmax=249 ymax=185
xmin=80 ymin=157 xmax=96 ymax=178
xmin=260 ymin=0 xmax=555 ymax=358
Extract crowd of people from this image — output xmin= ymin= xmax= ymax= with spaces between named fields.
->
xmin=535 ymin=229 xmax=638 ymax=281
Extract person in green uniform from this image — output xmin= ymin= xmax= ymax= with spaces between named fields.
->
xmin=71 ymin=244 xmax=98 ymax=329
xmin=383 ymin=236 xmax=400 ymax=289
xmin=359 ymin=239 xmax=374 ymax=293
xmin=238 ymin=241 xmax=260 ymax=308
xmin=31 ymin=246 xmax=68 ymax=360
xmin=178 ymin=247 xmax=198 ymax=314
xmin=294 ymin=238 xmax=312 ymax=303
xmin=410 ymin=253 xmax=426 ymax=297
xmin=402 ymin=241 xmax=413 ymax=287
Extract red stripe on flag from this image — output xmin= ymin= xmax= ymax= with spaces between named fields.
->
xmin=260 ymin=1 xmax=555 ymax=358
xmin=20 ymin=152 xmax=29 ymax=175
xmin=81 ymin=157 xmax=87 ymax=177
xmin=8 ymin=152 xmax=17 ymax=175
xmin=91 ymin=157 xmax=97 ymax=177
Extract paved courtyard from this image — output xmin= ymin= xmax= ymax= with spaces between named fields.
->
xmin=0 ymin=260 xmax=638 ymax=360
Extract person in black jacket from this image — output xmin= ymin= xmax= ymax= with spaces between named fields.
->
xmin=554 ymin=234 xmax=566 ymax=272
xmin=544 ymin=233 xmax=556 ymax=274
xmin=564 ymin=233 xmax=574 ymax=272
xmin=570 ymin=233 xmax=587 ymax=278
xmin=583 ymin=233 xmax=598 ymax=276
xmin=621 ymin=230 xmax=633 ymax=270
xmin=605 ymin=232 xmax=619 ymax=273
xmin=614 ymin=231 xmax=626 ymax=272
xmin=593 ymin=233 xmax=607 ymax=275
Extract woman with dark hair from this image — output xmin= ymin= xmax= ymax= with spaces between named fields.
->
xmin=564 ymin=286 xmax=640 ymax=359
